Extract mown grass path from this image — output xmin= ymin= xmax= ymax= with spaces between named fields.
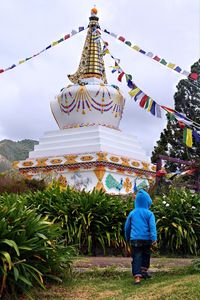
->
xmin=23 ymin=257 xmax=200 ymax=300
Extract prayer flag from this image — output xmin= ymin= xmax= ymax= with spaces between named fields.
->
xmin=147 ymin=99 xmax=153 ymax=112
xmin=161 ymin=106 xmax=175 ymax=114
xmin=118 ymin=71 xmax=125 ymax=82
xmin=192 ymin=130 xmax=200 ymax=143
xmin=118 ymin=36 xmax=125 ymax=42
xmin=189 ymin=73 xmax=198 ymax=80
xmin=110 ymin=32 xmax=117 ymax=38
xmin=64 ymin=34 xmax=70 ymax=40
xmin=79 ymin=27 xmax=84 ymax=31
xmin=146 ymin=52 xmax=154 ymax=57
xmin=153 ymin=55 xmax=160 ymax=62
xmin=129 ymin=88 xmax=140 ymax=98
xmin=160 ymin=59 xmax=167 ymax=65
xmin=71 ymin=30 xmax=77 ymax=35
xmin=127 ymin=79 xmax=135 ymax=89
xmin=182 ymin=70 xmax=190 ymax=76
xmin=150 ymin=101 xmax=156 ymax=116
xmin=155 ymin=104 xmax=162 ymax=118
xmin=183 ymin=128 xmax=193 ymax=147
xmin=174 ymin=66 xmax=182 ymax=73
xmin=0 ymin=69 xmax=4 ymax=73
xmin=125 ymin=41 xmax=132 ymax=46
xmin=144 ymin=97 xmax=150 ymax=109
xmin=139 ymin=95 xmax=149 ymax=108
xmin=52 ymin=41 xmax=58 ymax=46
xmin=132 ymin=45 xmax=140 ymax=51
xmin=125 ymin=74 xmax=132 ymax=82
xmin=167 ymin=63 xmax=175 ymax=69
xmin=167 ymin=112 xmax=176 ymax=121
xmin=19 ymin=60 xmax=25 ymax=64
xmin=46 ymin=45 xmax=52 ymax=50
xmin=58 ymin=38 xmax=64 ymax=43
xmin=134 ymin=91 xmax=145 ymax=102
xmin=139 ymin=49 xmax=146 ymax=54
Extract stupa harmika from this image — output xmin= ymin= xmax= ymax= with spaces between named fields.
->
xmin=15 ymin=8 xmax=156 ymax=193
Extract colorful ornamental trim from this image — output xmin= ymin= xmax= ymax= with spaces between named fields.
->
xmin=18 ymin=161 xmax=156 ymax=178
xmin=59 ymin=84 xmax=125 ymax=119
xmin=14 ymin=152 xmax=156 ymax=174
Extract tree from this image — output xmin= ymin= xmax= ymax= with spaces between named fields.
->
xmin=151 ymin=59 xmax=200 ymax=171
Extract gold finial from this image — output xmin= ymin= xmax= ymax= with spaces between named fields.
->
xmin=68 ymin=7 xmax=107 ymax=84
xmin=91 ymin=6 xmax=98 ymax=15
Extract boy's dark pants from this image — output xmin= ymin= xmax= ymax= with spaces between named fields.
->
xmin=131 ymin=240 xmax=151 ymax=276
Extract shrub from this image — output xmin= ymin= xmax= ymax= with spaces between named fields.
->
xmin=24 ymin=186 xmax=132 ymax=256
xmin=153 ymin=188 xmax=200 ymax=255
xmin=0 ymin=194 xmax=75 ymax=299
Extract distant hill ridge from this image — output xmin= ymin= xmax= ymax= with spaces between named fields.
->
xmin=0 ymin=139 xmax=38 ymax=172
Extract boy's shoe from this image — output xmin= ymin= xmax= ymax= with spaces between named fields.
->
xmin=134 ymin=276 xmax=141 ymax=285
xmin=141 ymin=272 xmax=152 ymax=279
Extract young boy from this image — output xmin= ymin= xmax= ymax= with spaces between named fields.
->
xmin=124 ymin=188 xmax=157 ymax=285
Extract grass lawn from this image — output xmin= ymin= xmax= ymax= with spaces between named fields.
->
xmin=25 ymin=265 xmax=200 ymax=300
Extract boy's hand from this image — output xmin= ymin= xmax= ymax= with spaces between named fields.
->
xmin=152 ymin=241 xmax=157 ymax=247
xmin=151 ymin=241 xmax=158 ymax=252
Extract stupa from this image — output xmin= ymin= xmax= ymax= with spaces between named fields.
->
xmin=15 ymin=8 xmax=156 ymax=193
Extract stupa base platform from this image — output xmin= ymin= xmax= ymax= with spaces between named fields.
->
xmin=15 ymin=152 xmax=156 ymax=194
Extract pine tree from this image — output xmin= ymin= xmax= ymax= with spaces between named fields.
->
xmin=151 ymin=59 xmax=200 ymax=171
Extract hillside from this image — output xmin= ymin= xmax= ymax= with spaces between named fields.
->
xmin=0 ymin=139 xmax=38 ymax=172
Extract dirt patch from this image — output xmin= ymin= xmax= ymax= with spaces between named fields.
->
xmin=74 ymin=257 xmax=192 ymax=271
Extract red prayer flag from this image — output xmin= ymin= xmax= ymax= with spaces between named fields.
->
xmin=189 ymin=73 xmax=198 ymax=80
xmin=178 ymin=121 xmax=185 ymax=129
xmin=139 ymin=95 xmax=149 ymax=108
xmin=118 ymin=36 xmax=125 ymax=42
xmin=0 ymin=69 xmax=4 ymax=73
xmin=118 ymin=71 xmax=125 ymax=82
xmin=64 ymin=34 xmax=70 ymax=40
xmin=153 ymin=55 xmax=161 ymax=62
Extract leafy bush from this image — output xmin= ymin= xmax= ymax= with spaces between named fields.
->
xmin=0 ymin=194 xmax=75 ymax=299
xmin=24 ymin=186 xmax=132 ymax=256
xmin=153 ymin=188 xmax=200 ymax=255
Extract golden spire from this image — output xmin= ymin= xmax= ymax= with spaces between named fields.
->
xmin=68 ymin=7 xmax=107 ymax=84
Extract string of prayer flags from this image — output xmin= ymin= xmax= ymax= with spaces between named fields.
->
xmin=101 ymin=28 xmax=191 ymax=78
xmin=0 ymin=26 xmax=86 ymax=75
xmin=100 ymin=37 xmax=200 ymax=146
xmin=183 ymin=128 xmax=193 ymax=147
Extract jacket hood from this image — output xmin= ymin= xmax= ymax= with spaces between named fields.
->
xmin=134 ymin=189 xmax=152 ymax=209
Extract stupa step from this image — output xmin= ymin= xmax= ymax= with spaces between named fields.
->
xmin=29 ymin=142 xmax=147 ymax=161
xmin=29 ymin=126 xmax=148 ymax=160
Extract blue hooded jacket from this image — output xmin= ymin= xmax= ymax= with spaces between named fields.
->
xmin=124 ymin=189 xmax=157 ymax=242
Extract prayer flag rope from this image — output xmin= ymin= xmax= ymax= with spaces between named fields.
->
xmin=99 ymin=37 xmax=200 ymax=148
xmin=0 ymin=26 xmax=86 ymax=75
xmin=101 ymin=28 xmax=200 ymax=84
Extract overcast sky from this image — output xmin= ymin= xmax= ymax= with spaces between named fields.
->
xmin=0 ymin=0 xmax=199 ymax=157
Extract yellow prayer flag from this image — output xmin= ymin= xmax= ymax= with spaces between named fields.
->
xmin=19 ymin=60 xmax=25 ymax=64
xmin=132 ymin=45 xmax=140 ymax=51
xmin=129 ymin=88 xmax=140 ymax=97
xmin=147 ymin=99 xmax=153 ymax=112
xmin=52 ymin=41 xmax=59 ymax=46
xmin=185 ymin=128 xmax=193 ymax=147
xmin=167 ymin=63 xmax=176 ymax=69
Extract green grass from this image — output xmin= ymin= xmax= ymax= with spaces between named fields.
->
xmin=22 ymin=266 xmax=200 ymax=300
